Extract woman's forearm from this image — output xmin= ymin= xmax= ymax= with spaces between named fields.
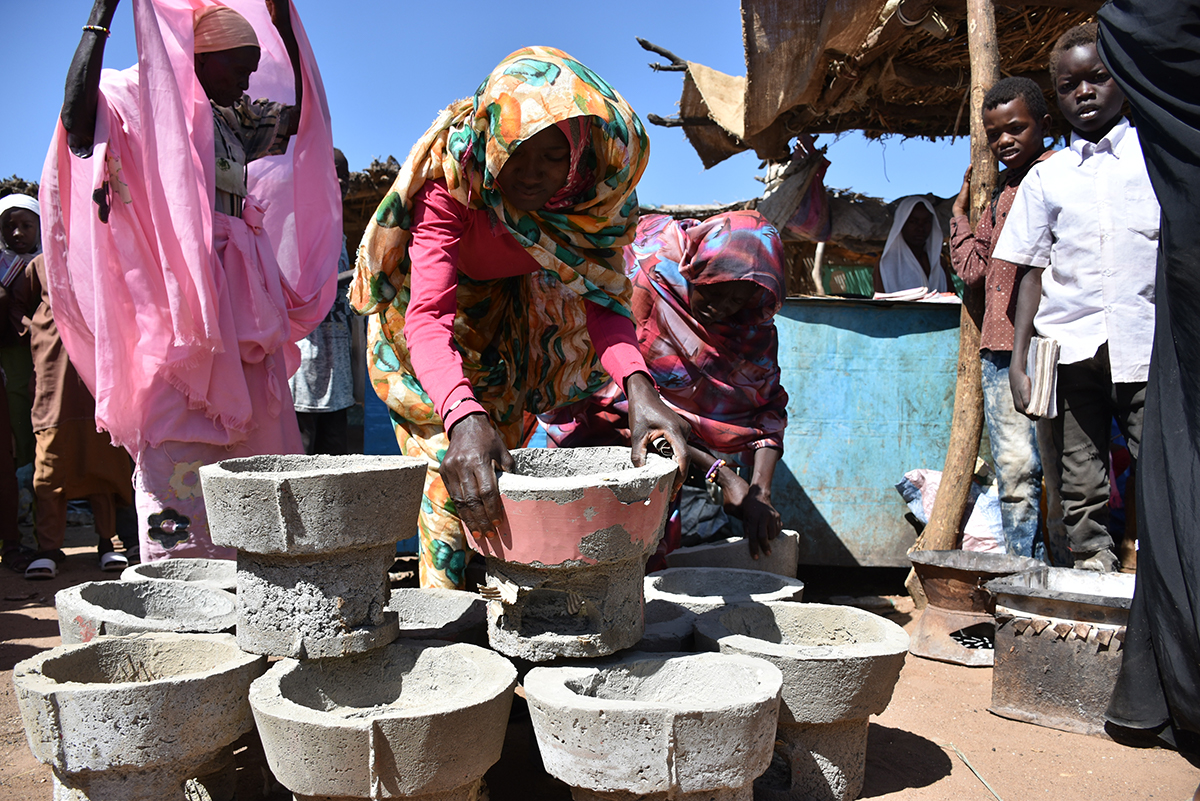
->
xmin=750 ymin=446 xmax=781 ymax=494
xmin=62 ymin=0 xmax=120 ymax=157
xmin=268 ymin=0 xmax=302 ymax=135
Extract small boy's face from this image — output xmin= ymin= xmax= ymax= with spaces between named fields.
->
xmin=983 ymin=97 xmax=1049 ymax=171
xmin=1 ymin=209 xmax=40 ymax=255
xmin=1055 ymin=43 xmax=1125 ymax=142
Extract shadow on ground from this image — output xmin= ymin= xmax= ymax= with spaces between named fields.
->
xmin=861 ymin=723 xmax=953 ymax=797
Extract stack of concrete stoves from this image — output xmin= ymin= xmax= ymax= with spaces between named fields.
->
xmin=15 ymin=448 xmax=913 ymax=801
xmin=201 ymin=453 xmax=518 ymax=801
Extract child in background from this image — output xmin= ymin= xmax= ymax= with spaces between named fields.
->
xmin=0 ymin=195 xmax=40 ymax=572
xmin=288 ymin=149 xmax=356 ymax=455
xmin=0 ymin=197 xmax=134 ymax=579
xmin=996 ymin=23 xmax=1157 ymax=572
xmin=948 ymin=76 xmax=1055 ymax=561
xmin=0 ymin=197 xmax=37 ymax=474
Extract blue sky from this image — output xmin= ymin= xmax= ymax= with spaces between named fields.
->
xmin=3 ymin=1 xmax=973 ymax=206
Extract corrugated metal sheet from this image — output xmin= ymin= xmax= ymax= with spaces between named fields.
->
xmin=773 ymin=297 xmax=959 ymax=566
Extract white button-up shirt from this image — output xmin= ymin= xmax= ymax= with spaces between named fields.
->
xmin=992 ymin=118 xmax=1159 ymax=382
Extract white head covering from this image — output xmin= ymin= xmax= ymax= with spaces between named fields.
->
xmin=878 ymin=196 xmax=946 ymax=293
xmin=0 ymin=194 xmax=40 ymax=253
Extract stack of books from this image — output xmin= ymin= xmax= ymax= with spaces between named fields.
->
xmin=1025 ymin=336 xmax=1059 ymax=419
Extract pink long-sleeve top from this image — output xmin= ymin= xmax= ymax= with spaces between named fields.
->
xmin=404 ymin=179 xmax=649 ymax=432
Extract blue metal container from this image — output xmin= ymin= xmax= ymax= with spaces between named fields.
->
xmin=773 ymin=297 xmax=961 ymax=567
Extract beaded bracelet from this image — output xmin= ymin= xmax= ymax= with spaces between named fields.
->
xmin=704 ymin=459 xmax=726 ymax=483
xmin=83 ymin=25 xmax=111 ymax=37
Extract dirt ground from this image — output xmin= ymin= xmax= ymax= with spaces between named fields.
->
xmin=1 ymin=531 xmax=1197 ymax=801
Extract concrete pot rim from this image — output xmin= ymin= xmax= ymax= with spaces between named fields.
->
xmin=56 ymin=581 xmax=238 ymax=634
xmin=695 ymin=601 xmax=911 ymax=661
xmin=120 ymin=558 xmax=237 ymax=593
xmin=908 ymin=548 xmax=1044 ymax=575
xmin=985 ymin=566 xmax=1136 ymax=610
xmin=249 ymin=640 xmax=517 ymax=728
xmin=498 ymin=447 xmax=676 ymax=498
xmin=645 ymin=566 xmax=806 ymax=603
xmin=200 ymin=453 xmax=428 ymax=482
xmin=524 ymin=651 xmax=783 ymax=713
xmin=14 ymin=632 xmax=260 ymax=692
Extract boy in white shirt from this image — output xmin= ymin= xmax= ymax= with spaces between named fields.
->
xmin=995 ymin=22 xmax=1158 ymax=573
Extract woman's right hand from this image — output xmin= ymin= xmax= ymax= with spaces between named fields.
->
xmin=441 ymin=413 xmax=516 ymax=539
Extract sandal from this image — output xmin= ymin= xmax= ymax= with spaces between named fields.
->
xmin=99 ymin=551 xmax=128 ymax=572
xmin=24 ymin=557 xmax=57 ymax=580
xmin=3 ymin=546 xmax=36 ymax=573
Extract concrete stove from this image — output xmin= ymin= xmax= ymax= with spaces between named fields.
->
xmin=13 ymin=633 xmax=264 ymax=800
xmin=695 ymin=602 xmax=909 ymax=801
xmin=200 ymin=454 xmax=427 ymax=659
xmin=468 ymin=447 xmax=677 ymax=662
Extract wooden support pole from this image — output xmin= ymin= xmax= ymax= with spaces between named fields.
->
xmin=906 ymin=0 xmax=1000 ymax=604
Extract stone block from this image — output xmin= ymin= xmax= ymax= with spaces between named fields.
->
xmin=388 ymin=588 xmax=487 ymax=644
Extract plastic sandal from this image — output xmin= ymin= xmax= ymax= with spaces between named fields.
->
xmin=24 ymin=557 xmax=57 ymax=581
xmin=99 ymin=551 xmax=128 ymax=572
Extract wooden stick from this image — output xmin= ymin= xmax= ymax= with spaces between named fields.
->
xmin=907 ymin=0 xmax=999 ymax=598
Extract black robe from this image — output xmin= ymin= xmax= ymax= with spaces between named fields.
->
xmin=1098 ymin=0 xmax=1200 ymax=755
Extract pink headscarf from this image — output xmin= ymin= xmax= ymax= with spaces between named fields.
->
xmin=39 ymin=0 xmax=341 ymax=451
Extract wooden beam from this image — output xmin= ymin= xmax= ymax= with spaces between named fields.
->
xmin=646 ymin=114 xmax=721 ymax=128
xmin=992 ymin=0 xmax=1102 ymax=9
xmin=911 ymin=0 xmax=998 ymax=579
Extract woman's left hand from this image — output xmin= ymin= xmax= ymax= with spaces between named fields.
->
xmin=265 ymin=0 xmax=292 ymax=30
xmin=624 ymin=372 xmax=690 ymax=490
xmin=722 ymin=476 xmax=782 ymax=558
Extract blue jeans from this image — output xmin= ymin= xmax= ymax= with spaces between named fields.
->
xmin=981 ymin=351 xmax=1045 ymax=560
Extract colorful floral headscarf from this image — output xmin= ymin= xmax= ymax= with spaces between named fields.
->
xmin=351 ymin=45 xmax=649 ymax=323
xmin=349 ymin=46 xmax=651 ymax=438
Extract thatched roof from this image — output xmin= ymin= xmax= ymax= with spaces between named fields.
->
xmin=644 ymin=0 xmax=1100 ymax=168
xmin=0 ymin=176 xmax=39 ymax=200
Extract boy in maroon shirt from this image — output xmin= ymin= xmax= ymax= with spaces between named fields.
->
xmin=948 ymin=77 xmax=1055 ymax=560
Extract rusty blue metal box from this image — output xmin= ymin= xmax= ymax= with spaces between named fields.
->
xmin=772 ymin=297 xmax=960 ymax=567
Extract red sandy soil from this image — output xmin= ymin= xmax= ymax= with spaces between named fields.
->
xmin=1 ymin=532 xmax=1196 ymax=801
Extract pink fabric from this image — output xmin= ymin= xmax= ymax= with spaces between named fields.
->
xmin=404 ymin=180 xmax=647 ymax=432
xmin=39 ymin=0 xmax=340 ymax=454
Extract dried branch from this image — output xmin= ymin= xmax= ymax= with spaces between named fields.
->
xmin=636 ymin=38 xmax=688 ymax=72
xmin=646 ymin=114 xmax=720 ymax=128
